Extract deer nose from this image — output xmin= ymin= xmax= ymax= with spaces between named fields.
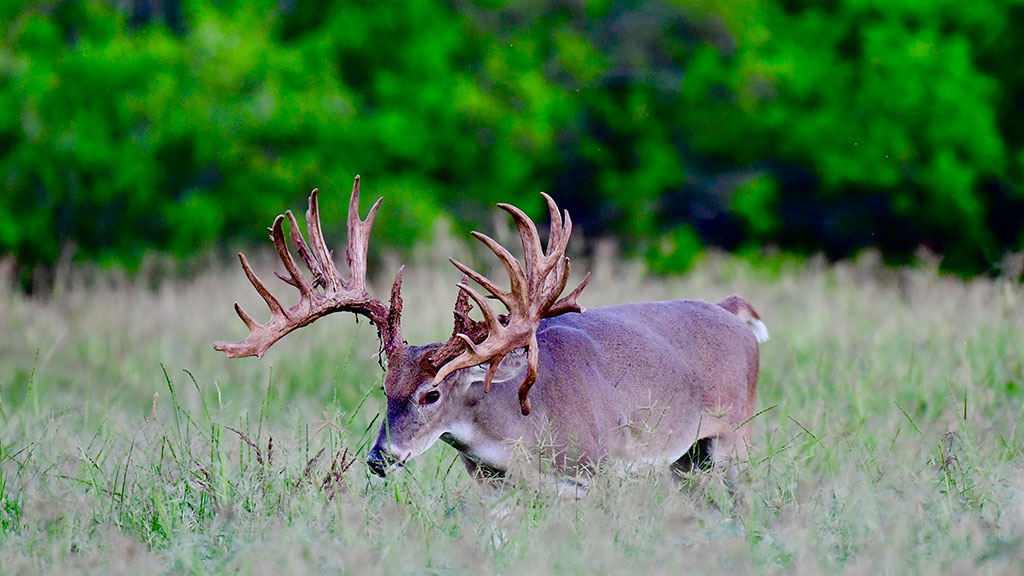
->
xmin=366 ymin=446 xmax=394 ymax=477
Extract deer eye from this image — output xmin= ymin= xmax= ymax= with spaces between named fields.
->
xmin=421 ymin=390 xmax=441 ymax=405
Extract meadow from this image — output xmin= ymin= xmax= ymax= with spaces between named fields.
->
xmin=1 ymin=245 xmax=1023 ymax=574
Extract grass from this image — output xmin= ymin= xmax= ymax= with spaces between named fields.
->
xmin=1 ymin=246 xmax=1023 ymax=574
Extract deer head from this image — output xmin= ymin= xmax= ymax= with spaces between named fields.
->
xmin=215 ymin=176 xmax=589 ymax=476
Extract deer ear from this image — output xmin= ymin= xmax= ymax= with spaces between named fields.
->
xmin=467 ymin=348 xmax=528 ymax=387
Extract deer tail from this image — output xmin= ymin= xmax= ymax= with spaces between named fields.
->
xmin=716 ymin=294 xmax=769 ymax=343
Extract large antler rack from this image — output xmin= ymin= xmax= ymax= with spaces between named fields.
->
xmin=214 ymin=176 xmax=404 ymax=360
xmin=430 ymin=193 xmax=590 ymax=415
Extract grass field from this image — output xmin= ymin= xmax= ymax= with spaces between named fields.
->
xmin=1 ymin=247 xmax=1023 ymax=574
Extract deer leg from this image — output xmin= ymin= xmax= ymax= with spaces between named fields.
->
xmin=670 ymin=437 xmax=713 ymax=476
xmin=705 ymin=431 xmax=751 ymax=496
xmin=460 ymin=453 xmax=507 ymax=491
xmin=671 ymin=432 xmax=748 ymax=502
xmin=458 ymin=454 xmax=515 ymax=546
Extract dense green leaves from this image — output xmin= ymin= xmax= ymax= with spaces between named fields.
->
xmin=1 ymin=0 xmax=1022 ymax=282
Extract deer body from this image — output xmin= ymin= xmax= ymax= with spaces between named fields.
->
xmin=216 ymin=177 xmax=766 ymax=487
xmin=369 ymin=297 xmax=763 ymax=481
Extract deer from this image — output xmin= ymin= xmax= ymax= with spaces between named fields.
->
xmin=214 ymin=176 xmax=768 ymax=493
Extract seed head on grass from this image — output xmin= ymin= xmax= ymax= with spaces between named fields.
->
xmin=3 ymin=247 xmax=1024 ymax=573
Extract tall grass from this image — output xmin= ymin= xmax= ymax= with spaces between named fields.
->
xmin=1 ymin=247 xmax=1023 ymax=574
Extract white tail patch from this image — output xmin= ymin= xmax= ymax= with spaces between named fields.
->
xmin=717 ymin=295 xmax=769 ymax=344
xmin=748 ymin=318 xmax=770 ymax=343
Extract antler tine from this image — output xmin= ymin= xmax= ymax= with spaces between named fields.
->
xmin=555 ymin=210 xmax=573 ymax=259
xmin=448 ymin=257 xmax=513 ymax=309
xmin=540 ymin=192 xmax=564 ymax=256
xmin=539 ymin=254 xmax=573 ymax=311
xmin=549 ymin=271 xmax=591 ymax=316
xmin=215 ymin=177 xmax=403 ymax=360
xmin=497 ymin=202 xmax=544 ymax=282
xmin=455 ymin=333 xmax=480 ymax=355
xmin=345 ymin=175 xmax=383 ymax=293
xmin=306 ymin=189 xmax=342 ymax=291
xmin=238 ymin=252 xmax=285 ymax=316
xmin=519 ymin=333 xmax=540 ymax=414
xmin=285 ymin=209 xmax=321 ymax=287
xmin=450 ymin=275 xmax=478 ymax=332
xmin=539 ymin=210 xmax=573 ymax=296
xmin=233 ymin=302 xmax=258 ymax=331
xmin=456 ymin=282 xmax=506 ymax=333
xmin=382 ymin=265 xmax=405 ymax=357
xmin=468 ymin=231 xmax=525 ymax=297
xmin=270 ymin=214 xmax=312 ymax=296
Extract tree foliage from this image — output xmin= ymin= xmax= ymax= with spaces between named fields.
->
xmin=1 ymin=0 xmax=1022 ymax=283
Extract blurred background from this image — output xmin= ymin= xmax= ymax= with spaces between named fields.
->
xmin=2 ymin=0 xmax=1023 ymax=289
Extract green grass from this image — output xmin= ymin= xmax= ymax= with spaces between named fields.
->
xmin=1 ymin=248 xmax=1023 ymax=574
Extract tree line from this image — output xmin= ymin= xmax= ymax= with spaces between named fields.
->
xmin=2 ymin=0 xmax=1022 ymax=287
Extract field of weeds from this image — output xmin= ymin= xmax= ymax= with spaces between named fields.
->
xmin=1 ymin=247 xmax=1023 ymax=574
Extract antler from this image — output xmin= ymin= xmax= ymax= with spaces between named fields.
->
xmin=431 ymin=193 xmax=590 ymax=415
xmin=214 ymin=176 xmax=404 ymax=360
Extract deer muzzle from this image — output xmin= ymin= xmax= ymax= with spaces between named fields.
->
xmin=366 ymin=444 xmax=399 ymax=477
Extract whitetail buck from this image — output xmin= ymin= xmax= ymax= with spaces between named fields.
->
xmin=215 ymin=177 xmax=767 ymax=490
